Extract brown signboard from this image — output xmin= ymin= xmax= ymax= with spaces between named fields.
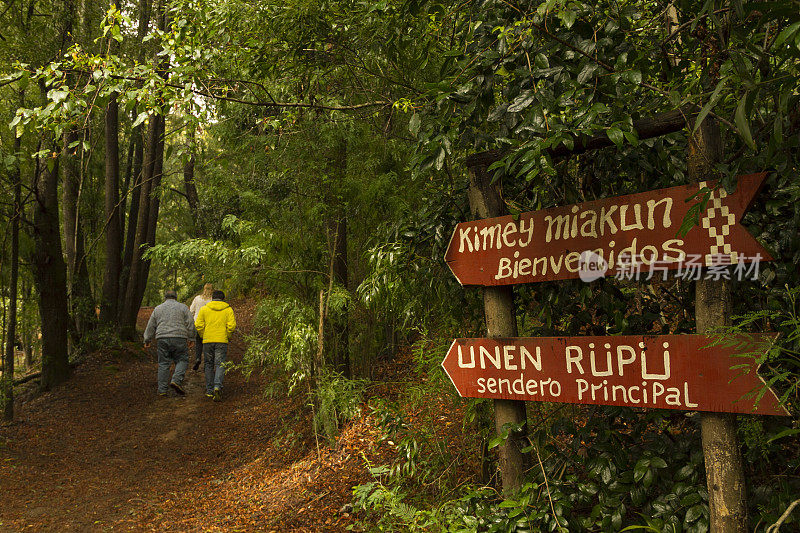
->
xmin=445 ymin=173 xmax=772 ymax=286
xmin=441 ymin=335 xmax=787 ymax=416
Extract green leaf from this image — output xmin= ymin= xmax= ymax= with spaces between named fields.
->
xmin=684 ymin=504 xmax=703 ymax=523
xmin=601 ymin=465 xmax=612 ymax=484
xmin=735 ymin=95 xmax=756 ymax=149
xmin=650 ymin=457 xmax=667 ymax=469
xmin=48 ymin=89 xmax=69 ymax=103
xmin=498 ymin=499 xmax=519 ymax=508
xmin=680 ymin=493 xmax=702 ymax=507
xmin=507 ymin=90 xmax=536 ymax=113
xmin=767 ymin=427 xmax=800 ymax=443
xmin=577 ymin=63 xmax=598 ymax=84
xmin=607 ymin=127 xmax=624 ymax=147
xmin=558 ymin=10 xmax=577 ymax=29
xmin=634 ymin=458 xmax=649 ymax=482
xmin=693 ymin=78 xmax=727 ymax=133
xmin=408 ymin=113 xmax=420 ymax=136
xmin=434 ymin=147 xmax=445 ymax=170
xmin=132 ymin=111 xmax=149 ymax=129
xmin=775 ymin=21 xmax=800 ymax=46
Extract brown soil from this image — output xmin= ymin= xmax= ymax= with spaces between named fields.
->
xmin=0 ymin=301 xmax=394 ymax=532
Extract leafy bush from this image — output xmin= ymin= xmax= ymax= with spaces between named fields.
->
xmin=314 ymin=371 xmax=365 ymax=442
xmin=239 ymin=295 xmax=317 ymax=387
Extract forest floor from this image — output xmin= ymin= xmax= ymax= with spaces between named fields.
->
xmin=0 ymin=300 xmax=410 ymax=532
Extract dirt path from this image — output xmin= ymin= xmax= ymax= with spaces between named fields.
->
xmin=0 ymin=302 xmax=380 ymax=532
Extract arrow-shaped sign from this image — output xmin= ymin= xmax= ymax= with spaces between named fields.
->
xmin=445 ymin=173 xmax=772 ymax=286
xmin=441 ymin=334 xmax=787 ymax=416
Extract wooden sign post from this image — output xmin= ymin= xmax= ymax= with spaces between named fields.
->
xmin=691 ymin=117 xmax=747 ymax=532
xmin=445 ymin=173 xmax=771 ymax=286
xmin=451 ymin=149 xmax=779 ymax=521
xmin=442 ymin=335 xmax=787 ymax=416
xmin=465 ymin=160 xmax=529 ymax=494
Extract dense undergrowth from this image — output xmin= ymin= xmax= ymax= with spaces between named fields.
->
xmin=342 ymin=332 xmax=799 ymax=533
xmin=235 ymin=296 xmax=799 ymax=532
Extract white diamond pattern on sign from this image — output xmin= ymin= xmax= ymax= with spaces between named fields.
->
xmin=699 ymin=181 xmax=738 ymax=265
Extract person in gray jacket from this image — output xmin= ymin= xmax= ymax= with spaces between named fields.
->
xmin=143 ymin=290 xmax=195 ymax=396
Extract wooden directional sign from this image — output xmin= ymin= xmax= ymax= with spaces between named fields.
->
xmin=441 ymin=334 xmax=787 ymax=416
xmin=445 ymin=173 xmax=772 ymax=286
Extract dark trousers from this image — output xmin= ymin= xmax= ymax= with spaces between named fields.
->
xmin=194 ymin=332 xmax=203 ymax=365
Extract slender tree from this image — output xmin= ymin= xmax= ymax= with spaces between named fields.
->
xmin=100 ymin=0 xmax=123 ymax=326
xmin=2 ymin=129 xmax=22 ymax=420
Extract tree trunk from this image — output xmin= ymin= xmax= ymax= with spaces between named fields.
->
xmin=2 ymin=132 xmax=22 ymax=420
xmin=120 ymin=1 xmax=169 ymax=337
xmin=466 ymin=160 xmax=528 ymax=494
xmin=690 ymin=116 xmax=748 ymax=532
xmin=100 ymin=90 xmax=122 ymax=325
xmin=137 ymin=115 xmax=166 ymax=307
xmin=331 ymin=214 xmax=349 ymax=377
xmin=183 ymin=152 xmax=201 ymax=236
xmin=62 ymin=130 xmax=80 ymax=283
xmin=61 ymin=130 xmax=94 ymax=340
xmin=118 ymin=0 xmax=153 ymax=309
xmin=32 ymin=146 xmax=71 ymax=391
xmin=21 ymin=280 xmax=34 ymax=371
xmin=119 ymin=115 xmax=136 ymax=241
xmin=120 ymin=113 xmax=160 ymax=338
xmin=119 ymin=125 xmax=144 ymax=310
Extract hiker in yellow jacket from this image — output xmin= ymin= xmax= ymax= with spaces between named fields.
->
xmin=195 ymin=290 xmax=236 ymax=402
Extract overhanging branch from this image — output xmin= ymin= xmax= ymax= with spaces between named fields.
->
xmin=465 ymin=105 xmax=695 ymax=169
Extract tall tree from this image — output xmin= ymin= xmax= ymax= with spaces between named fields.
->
xmin=2 ymin=125 xmax=22 ymax=420
xmin=100 ymin=0 xmax=123 ymax=326
xmin=32 ymin=142 xmax=71 ymax=390
xmin=120 ymin=112 xmax=161 ymax=337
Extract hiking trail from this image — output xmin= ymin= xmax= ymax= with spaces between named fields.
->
xmin=0 ymin=301 xmax=386 ymax=532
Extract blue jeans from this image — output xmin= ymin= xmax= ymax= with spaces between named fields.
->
xmin=157 ymin=337 xmax=189 ymax=393
xmin=203 ymin=342 xmax=228 ymax=393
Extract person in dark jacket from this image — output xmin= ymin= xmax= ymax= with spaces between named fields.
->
xmin=144 ymin=290 xmax=195 ymax=396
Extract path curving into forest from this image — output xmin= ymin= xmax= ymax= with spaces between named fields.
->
xmin=0 ymin=301 xmax=378 ymax=532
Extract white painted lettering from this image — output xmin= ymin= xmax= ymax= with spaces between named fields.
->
xmin=502 ymin=222 xmax=518 ymax=248
xmin=590 ymin=343 xmax=613 ymax=377
xmin=518 ymin=218 xmax=535 ymax=247
xmin=480 ymin=224 xmax=502 ymax=250
xmin=495 ymin=258 xmax=512 ymax=280
xmin=520 ymin=345 xmax=541 ymax=371
xmin=457 ymin=345 xmax=475 ymax=368
xmin=599 ymin=205 xmax=618 ymax=236
xmin=565 ymin=346 xmax=584 ymax=374
xmin=480 ymin=346 xmax=501 ymax=369
xmin=617 ymin=345 xmax=636 ymax=376
xmin=647 ymin=197 xmax=673 ymax=230
xmin=544 ymin=214 xmax=570 ymax=242
xmin=503 ymin=345 xmax=517 ymax=370
xmin=684 ymin=382 xmax=698 ymax=408
xmin=620 ymin=203 xmax=643 ymax=231
xmin=458 ymin=226 xmax=474 ymax=253
xmin=642 ymin=342 xmax=671 ymax=380
xmin=580 ymin=210 xmax=598 ymax=238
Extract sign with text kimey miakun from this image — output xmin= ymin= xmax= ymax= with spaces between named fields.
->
xmin=441 ymin=335 xmax=787 ymax=416
xmin=445 ymin=173 xmax=772 ymax=286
